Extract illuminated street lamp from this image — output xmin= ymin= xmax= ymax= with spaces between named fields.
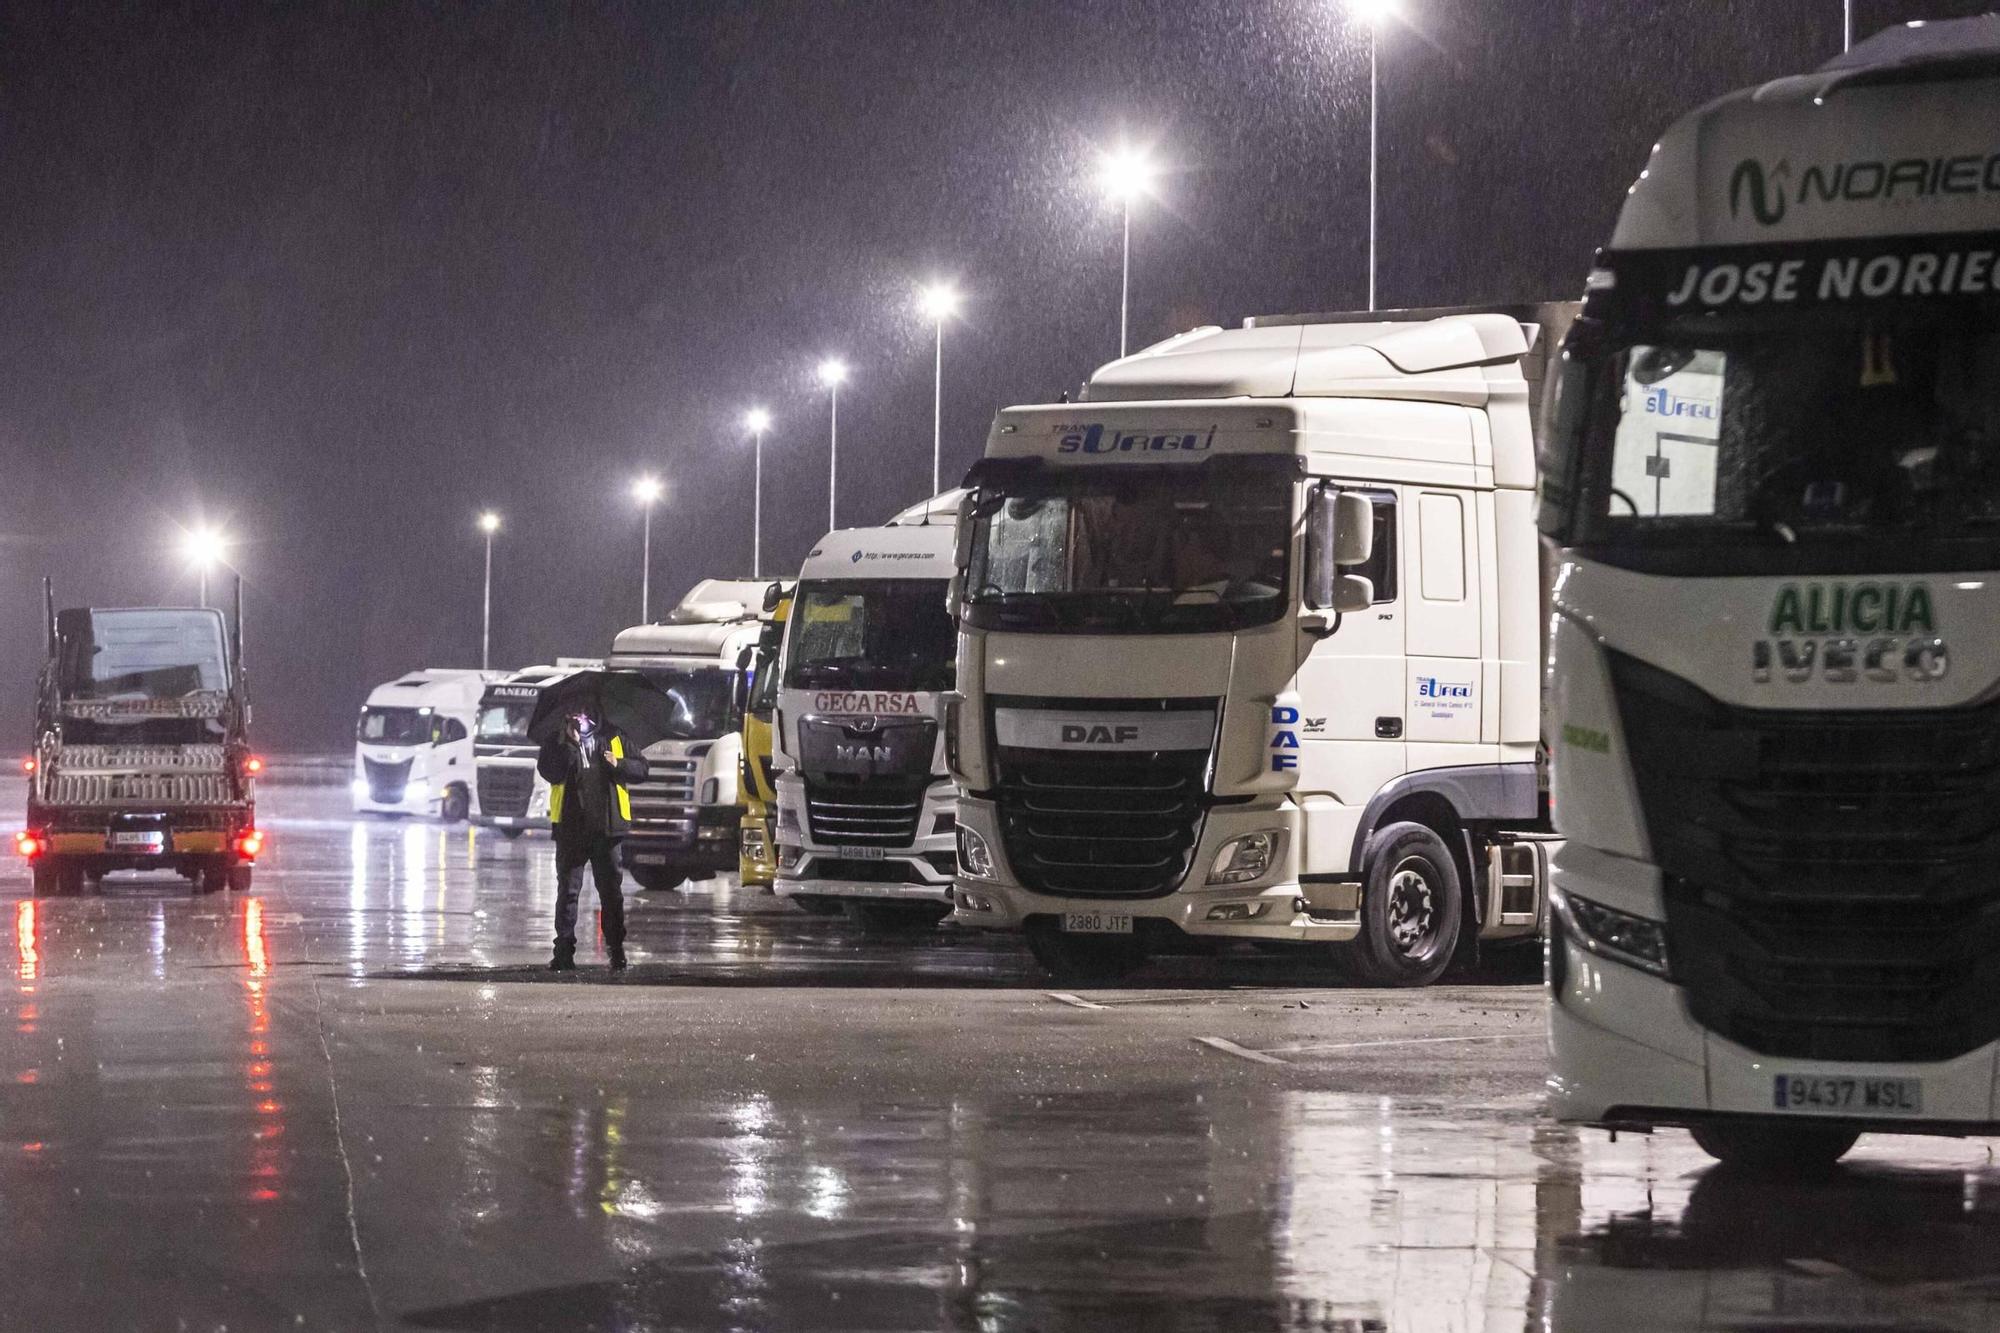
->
xmin=917 ymin=281 xmax=962 ymax=495
xmin=477 ymin=511 xmax=500 ymax=670
xmin=1097 ymin=143 xmax=1159 ymax=357
xmin=1348 ymin=0 xmax=1399 ymax=311
xmin=743 ymin=408 xmax=772 ymax=578
xmin=632 ymin=475 xmax=663 ymax=622
xmin=817 ymin=359 xmax=849 ymax=531
xmin=181 ymin=525 xmax=229 ymax=608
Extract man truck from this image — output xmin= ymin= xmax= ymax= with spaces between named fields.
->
xmin=606 ymin=579 xmax=765 ymax=891
xmin=472 ymin=659 xmax=599 ymax=838
xmin=947 ymin=308 xmax=1566 ymax=983
xmin=772 ymin=496 xmax=959 ymax=931
xmin=23 ymin=582 xmax=261 ymax=895
xmin=1540 ymin=15 xmax=2000 ymax=1170
xmin=352 ymin=668 xmax=498 ymax=822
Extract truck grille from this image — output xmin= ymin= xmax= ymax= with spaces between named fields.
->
xmin=364 ymin=756 xmax=412 ymax=804
xmin=1610 ymin=651 xmax=2000 ymax=1064
xmin=805 ymin=778 xmax=926 ymax=848
xmin=629 ymin=757 xmax=698 ymax=847
xmin=990 ymin=699 xmax=1214 ymax=899
xmin=477 ymin=765 xmax=535 ymax=819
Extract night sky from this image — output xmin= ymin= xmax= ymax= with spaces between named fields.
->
xmin=0 ymin=0 xmax=1985 ymax=749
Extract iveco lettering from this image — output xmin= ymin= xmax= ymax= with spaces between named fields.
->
xmin=1539 ymin=18 xmax=2000 ymax=1171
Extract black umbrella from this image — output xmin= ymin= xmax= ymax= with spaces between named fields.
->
xmin=525 ymin=669 xmax=687 ymax=753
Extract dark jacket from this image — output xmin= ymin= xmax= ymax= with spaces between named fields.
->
xmin=536 ymin=728 xmax=649 ymax=841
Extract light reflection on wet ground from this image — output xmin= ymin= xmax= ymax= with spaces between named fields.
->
xmin=1 ymin=781 xmax=1998 ymax=1330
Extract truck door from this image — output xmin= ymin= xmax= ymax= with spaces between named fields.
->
xmin=1293 ymin=487 xmax=1404 ymax=870
xmin=1404 ymin=489 xmax=1482 ymax=759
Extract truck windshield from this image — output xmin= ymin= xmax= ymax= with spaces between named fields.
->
xmin=1549 ymin=304 xmax=2000 ymax=576
xmin=784 ymin=580 xmax=955 ymax=691
xmin=359 ymin=707 xmax=430 ymax=746
xmin=475 ymin=697 xmax=537 ymax=743
xmin=745 ymin=620 xmax=784 ymax=714
xmin=57 ymin=609 xmax=229 ymax=700
xmin=632 ymin=665 xmax=739 ymax=739
xmin=962 ymin=457 xmax=1292 ymax=633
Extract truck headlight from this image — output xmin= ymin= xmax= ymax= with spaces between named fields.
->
xmin=1207 ymin=831 xmax=1279 ymax=885
xmin=1551 ymin=888 xmax=1670 ymax=978
xmin=778 ymin=842 xmax=804 ymax=870
xmin=351 ymin=778 xmax=369 ymax=801
xmin=778 ymin=804 xmax=800 ymax=833
xmin=957 ymin=826 xmax=996 ymax=880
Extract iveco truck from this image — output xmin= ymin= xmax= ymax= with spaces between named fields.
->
xmin=948 ymin=309 xmax=1565 ymax=983
xmin=607 ymin=579 xmax=764 ymax=891
xmin=471 ymin=659 xmax=599 ymax=837
xmin=1542 ymin=16 xmax=2000 ymax=1170
xmin=23 ymin=582 xmax=261 ymax=895
xmin=353 ymin=669 xmax=497 ymax=822
xmin=772 ymin=496 xmax=959 ymax=930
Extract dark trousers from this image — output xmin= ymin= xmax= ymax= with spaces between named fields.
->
xmin=553 ymin=838 xmax=625 ymax=952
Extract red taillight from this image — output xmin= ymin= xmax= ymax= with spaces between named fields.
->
xmin=20 ymin=758 xmax=34 ymax=775
xmin=235 ymin=829 xmax=265 ymax=860
xmin=15 ymin=833 xmax=43 ymax=860
xmin=244 ymin=755 xmax=264 ymax=776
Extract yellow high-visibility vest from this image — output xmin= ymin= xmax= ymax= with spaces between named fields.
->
xmin=548 ymin=734 xmax=634 ymax=825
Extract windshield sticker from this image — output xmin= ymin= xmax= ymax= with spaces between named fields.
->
xmin=1610 ymin=233 xmax=2000 ymax=319
xmin=1756 ymin=582 xmax=1947 ymax=684
xmin=1055 ymin=423 xmax=1216 ymax=455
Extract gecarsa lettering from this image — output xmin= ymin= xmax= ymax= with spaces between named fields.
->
xmin=811 ymin=691 xmax=925 ymax=715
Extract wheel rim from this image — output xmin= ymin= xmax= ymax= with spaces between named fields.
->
xmin=1385 ymin=858 xmax=1439 ymax=959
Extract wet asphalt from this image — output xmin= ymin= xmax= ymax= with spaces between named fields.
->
xmin=3 ymin=779 xmax=2000 ymax=1332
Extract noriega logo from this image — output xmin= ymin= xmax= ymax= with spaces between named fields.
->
xmin=1755 ymin=583 xmax=1947 ymax=684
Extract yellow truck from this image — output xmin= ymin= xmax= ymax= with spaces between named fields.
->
xmin=739 ymin=583 xmax=814 ymax=897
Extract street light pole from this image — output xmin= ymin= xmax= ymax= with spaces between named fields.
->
xmin=1368 ymin=21 xmax=1378 ymax=311
xmin=182 ymin=525 xmax=227 ymax=610
xmin=477 ymin=512 xmax=499 ymax=671
xmin=1120 ymin=199 xmax=1132 ymax=357
xmin=917 ymin=282 xmax=961 ymax=497
xmin=743 ymin=408 xmax=772 ymax=578
xmin=1097 ymin=144 xmax=1156 ymax=360
xmin=817 ymin=360 xmax=848 ymax=531
xmin=631 ymin=477 xmax=662 ymax=622
xmin=1843 ymin=0 xmax=1853 ymax=51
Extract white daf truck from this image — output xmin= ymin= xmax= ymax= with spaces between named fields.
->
xmin=1541 ymin=16 xmax=2000 ymax=1171
xmin=606 ymin=579 xmax=765 ymax=891
xmin=470 ymin=659 xmax=599 ymax=838
xmin=352 ymin=668 xmax=498 ymax=822
xmin=948 ymin=307 xmax=1566 ymax=983
xmin=772 ymin=495 xmax=960 ymax=931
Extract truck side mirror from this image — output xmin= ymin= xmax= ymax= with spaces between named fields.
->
xmin=1332 ymin=573 xmax=1375 ymax=613
xmin=1333 ymin=491 xmax=1374 ymax=567
xmin=1307 ymin=485 xmax=1376 ymax=608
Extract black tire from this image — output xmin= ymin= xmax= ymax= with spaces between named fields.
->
xmin=1347 ymin=821 xmax=1464 ymax=987
xmin=842 ymin=900 xmax=950 ymax=935
xmin=440 ymin=785 xmax=471 ymax=824
xmin=499 ymin=828 xmax=527 ymax=841
xmin=31 ymin=863 xmax=65 ymax=897
xmin=1690 ymin=1120 xmax=1860 ymax=1173
xmin=628 ymin=867 xmax=686 ymax=893
xmin=789 ymin=893 xmax=845 ymax=916
xmin=1024 ymin=919 xmax=1147 ymax=984
xmin=229 ymin=865 xmax=254 ymax=893
xmin=195 ymin=860 xmax=230 ymax=895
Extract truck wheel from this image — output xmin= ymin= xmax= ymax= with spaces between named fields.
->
xmin=1346 ymin=821 xmax=1463 ymax=988
xmin=440 ymin=785 xmax=471 ymax=824
xmin=1690 ymin=1120 xmax=1859 ymax=1173
xmin=500 ymin=828 xmax=526 ymax=841
xmin=31 ymin=863 xmax=79 ymax=897
xmin=195 ymin=860 xmax=230 ymax=895
xmin=842 ymin=900 xmax=949 ymax=935
xmin=789 ymin=894 xmax=844 ymax=916
xmin=629 ymin=867 xmax=686 ymax=893
xmin=1025 ymin=919 xmax=1147 ymax=984
xmin=229 ymin=865 xmax=254 ymax=893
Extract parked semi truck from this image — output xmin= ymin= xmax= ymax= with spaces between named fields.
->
xmin=739 ymin=584 xmax=794 ymax=893
xmin=606 ymin=579 xmax=765 ymax=891
xmin=471 ymin=659 xmax=599 ymax=837
xmin=772 ymin=495 xmax=960 ymax=931
xmin=1541 ymin=16 xmax=2000 ymax=1170
xmin=352 ymin=668 xmax=498 ymax=822
xmin=947 ymin=307 xmax=1568 ymax=983
xmin=23 ymin=581 xmax=261 ymax=895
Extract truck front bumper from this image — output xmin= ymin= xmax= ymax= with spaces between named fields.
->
xmin=623 ymin=804 xmax=740 ymax=874
xmin=351 ymin=781 xmax=440 ymax=818
xmin=773 ymin=781 xmax=955 ymax=905
xmin=947 ymin=795 xmax=1359 ymax=943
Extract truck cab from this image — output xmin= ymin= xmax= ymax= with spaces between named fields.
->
xmin=948 ymin=310 xmax=1565 ymax=983
xmin=471 ymin=659 xmax=598 ymax=837
xmin=739 ymin=584 xmax=794 ymax=893
xmin=606 ymin=578 xmax=765 ymax=892
xmin=352 ymin=668 xmax=498 ymax=822
xmin=772 ymin=497 xmax=959 ymax=930
xmin=24 ymin=587 xmax=260 ymax=896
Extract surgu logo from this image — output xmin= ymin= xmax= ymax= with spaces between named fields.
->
xmin=1754 ymin=582 xmax=1948 ymax=684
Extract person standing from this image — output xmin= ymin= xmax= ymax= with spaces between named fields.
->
xmin=537 ymin=706 xmax=649 ymax=971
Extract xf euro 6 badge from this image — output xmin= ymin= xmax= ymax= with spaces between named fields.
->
xmin=1753 ymin=582 xmax=1948 ymax=684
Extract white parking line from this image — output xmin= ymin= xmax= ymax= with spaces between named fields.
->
xmin=1196 ymin=1036 xmax=1288 ymax=1066
xmin=1046 ymin=991 xmax=1109 ymax=1011
xmin=1270 ymin=1034 xmax=1514 ymax=1056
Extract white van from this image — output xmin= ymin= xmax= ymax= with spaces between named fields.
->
xmin=606 ymin=579 xmax=766 ymax=891
xmin=352 ymin=669 xmax=500 ymax=821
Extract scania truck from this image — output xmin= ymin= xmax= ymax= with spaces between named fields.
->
xmin=23 ymin=582 xmax=260 ymax=895
xmin=352 ymin=668 xmax=498 ymax=822
xmin=772 ymin=496 xmax=959 ymax=931
xmin=471 ymin=659 xmax=599 ymax=838
xmin=947 ymin=309 xmax=1567 ymax=983
xmin=606 ymin=579 xmax=765 ymax=891
xmin=1541 ymin=16 xmax=2000 ymax=1170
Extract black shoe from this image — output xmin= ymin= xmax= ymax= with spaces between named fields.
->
xmin=549 ymin=950 xmax=576 ymax=972
xmin=608 ymin=945 xmax=628 ymax=972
